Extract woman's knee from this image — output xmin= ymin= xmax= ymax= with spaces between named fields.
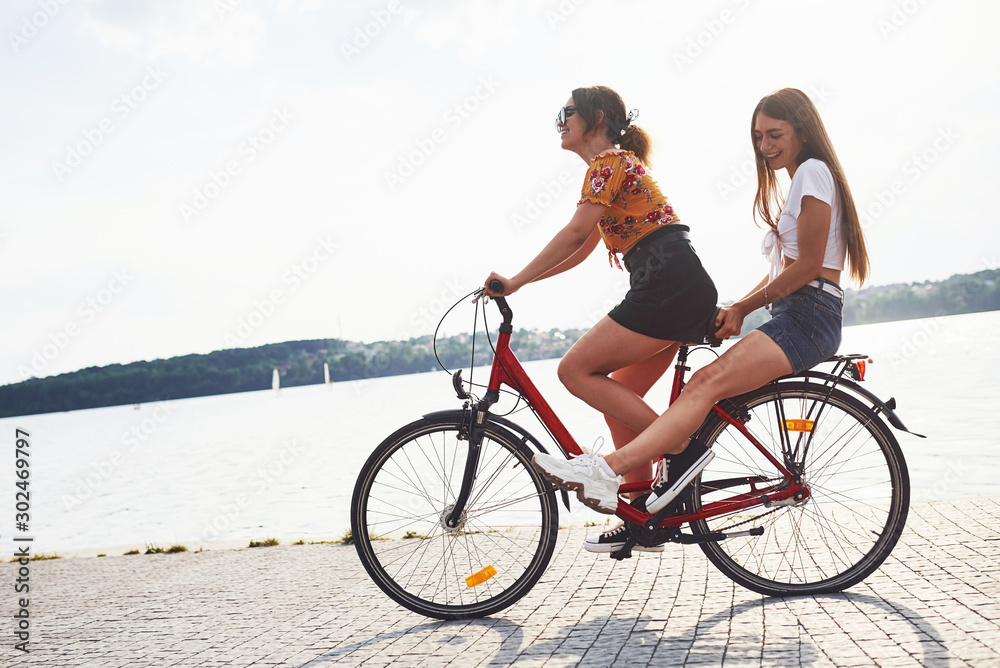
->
xmin=556 ymin=354 xmax=582 ymax=392
xmin=684 ymin=364 xmax=728 ymax=403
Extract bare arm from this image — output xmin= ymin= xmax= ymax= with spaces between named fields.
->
xmin=485 ymin=201 xmax=606 ymax=295
xmin=531 ymin=226 xmax=602 ymax=282
xmin=715 ymin=195 xmax=831 ymax=338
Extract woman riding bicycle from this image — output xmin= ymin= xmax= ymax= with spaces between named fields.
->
xmin=533 ymin=87 xmax=871 ymax=527
xmin=484 ymin=85 xmax=718 ymax=552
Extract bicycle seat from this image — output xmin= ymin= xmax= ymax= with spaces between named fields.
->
xmin=685 ymin=306 xmax=723 ymax=347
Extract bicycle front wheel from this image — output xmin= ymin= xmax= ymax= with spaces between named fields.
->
xmin=691 ymin=382 xmax=909 ymax=596
xmin=351 ymin=415 xmax=558 ymax=619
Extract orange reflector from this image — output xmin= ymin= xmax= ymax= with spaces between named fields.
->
xmin=465 ymin=565 xmax=497 ymax=588
xmin=784 ymin=419 xmax=814 ymax=432
xmin=855 ymin=360 xmax=866 ymax=381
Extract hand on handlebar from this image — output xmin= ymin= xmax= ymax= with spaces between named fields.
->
xmin=484 ymin=272 xmax=520 ymax=297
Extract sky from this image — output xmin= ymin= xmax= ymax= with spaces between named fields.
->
xmin=2 ymin=0 xmax=998 ymax=388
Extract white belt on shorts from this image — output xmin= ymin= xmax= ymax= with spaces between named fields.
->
xmin=807 ymin=279 xmax=844 ymax=301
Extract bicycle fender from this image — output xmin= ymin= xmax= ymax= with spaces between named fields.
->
xmin=420 ymin=409 xmax=572 ymax=511
xmin=775 ymin=374 xmax=926 ymax=438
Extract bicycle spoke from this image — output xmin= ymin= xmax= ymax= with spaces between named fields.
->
xmin=353 ymin=417 xmax=558 ymax=618
xmin=692 ymin=383 xmax=908 ymax=595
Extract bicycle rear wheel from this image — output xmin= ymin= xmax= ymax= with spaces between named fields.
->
xmin=351 ymin=414 xmax=558 ymax=619
xmin=691 ymin=382 xmax=909 ymax=596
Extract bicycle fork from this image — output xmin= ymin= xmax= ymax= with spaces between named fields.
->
xmin=444 ymin=404 xmax=487 ymax=529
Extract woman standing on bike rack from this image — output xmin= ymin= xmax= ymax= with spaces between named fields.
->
xmin=533 ymin=87 xmax=871 ymax=523
xmin=484 ymin=85 xmax=718 ymax=553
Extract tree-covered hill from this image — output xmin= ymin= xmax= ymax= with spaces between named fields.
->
xmin=1 ymin=269 xmax=997 ymax=418
xmin=0 ymin=329 xmax=586 ymax=418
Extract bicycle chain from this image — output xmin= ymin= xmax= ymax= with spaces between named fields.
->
xmin=716 ymin=507 xmax=780 ymax=531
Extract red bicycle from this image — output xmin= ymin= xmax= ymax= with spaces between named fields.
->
xmin=351 ymin=285 xmax=918 ymax=619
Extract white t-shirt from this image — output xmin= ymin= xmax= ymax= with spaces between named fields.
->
xmin=762 ymin=158 xmax=846 ymax=282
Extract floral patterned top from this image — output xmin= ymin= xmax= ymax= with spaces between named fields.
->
xmin=579 ymin=150 xmax=680 ymax=269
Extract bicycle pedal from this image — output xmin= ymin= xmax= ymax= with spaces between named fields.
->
xmin=644 ymin=490 xmax=691 ymax=531
xmin=610 ymin=536 xmax=637 ymax=561
xmin=610 ymin=547 xmax=634 ymax=561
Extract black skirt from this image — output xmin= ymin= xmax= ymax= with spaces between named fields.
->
xmin=607 ymin=224 xmax=719 ymax=342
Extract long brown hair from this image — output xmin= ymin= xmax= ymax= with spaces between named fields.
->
xmin=752 ymin=88 xmax=870 ymax=285
xmin=571 ymin=85 xmax=652 ymax=164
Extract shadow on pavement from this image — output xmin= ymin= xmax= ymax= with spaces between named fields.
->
xmin=298 ymin=591 xmax=947 ymax=666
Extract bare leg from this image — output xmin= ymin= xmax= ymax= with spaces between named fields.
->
xmin=558 ymin=316 xmax=679 ymax=435
xmin=603 ymin=343 xmax=680 ymax=497
xmin=604 ymin=331 xmax=794 ymax=476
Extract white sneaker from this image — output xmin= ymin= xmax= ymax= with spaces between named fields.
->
xmin=583 ymin=523 xmax=665 ymax=553
xmin=532 ymin=452 xmax=620 ymax=514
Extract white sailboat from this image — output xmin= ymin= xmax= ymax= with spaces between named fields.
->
xmin=324 ymin=362 xmax=331 ymax=385
xmin=272 ymin=368 xmax=280 ymax=394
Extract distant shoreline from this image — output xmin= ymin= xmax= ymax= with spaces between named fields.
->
xmin=2 ymin=269 xmax=998 ymax=418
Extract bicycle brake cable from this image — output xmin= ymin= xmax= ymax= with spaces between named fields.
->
xmin=432 ymin=289 xmax=481 ymax=374
xmin=480 ymin=300 xmax=527 ymax=417
xmin=431 ymin=288 xmax=521 ymax=405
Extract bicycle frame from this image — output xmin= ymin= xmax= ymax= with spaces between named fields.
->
xmin=474 ymin=296 xmax=808 ymax=531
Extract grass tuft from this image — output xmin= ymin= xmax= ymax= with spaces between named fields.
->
xmin=248 ymin=538 xmax=279 ymax=548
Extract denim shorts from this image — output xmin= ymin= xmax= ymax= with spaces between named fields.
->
xmin=756 ymin=278 xmax=843 ymax=374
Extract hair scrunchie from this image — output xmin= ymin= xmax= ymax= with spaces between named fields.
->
xmin=620 ymin=108 xmax=639 ymax=135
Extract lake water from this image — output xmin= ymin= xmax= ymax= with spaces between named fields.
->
xmin=1 ymin=311 xmax=997 ymax=556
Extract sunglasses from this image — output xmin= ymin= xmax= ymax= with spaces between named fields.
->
xmin=555 ymin=106 xmax=576 ymax=131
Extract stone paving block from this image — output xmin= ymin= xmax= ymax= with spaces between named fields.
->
xmin=3 ymin=497 xmax=1000 ymax=666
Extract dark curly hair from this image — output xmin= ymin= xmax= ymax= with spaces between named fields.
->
xmin=571 ymin=86 xmax=651 ymax=164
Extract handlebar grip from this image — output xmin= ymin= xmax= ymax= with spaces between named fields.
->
xmin=489 ymin=279 xmax=504 ymax=294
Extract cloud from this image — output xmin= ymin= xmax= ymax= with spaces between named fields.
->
xmin=79 ymin=0 xmax=265 ymax=67
xmin=407 ymin=1 xmax=536 ymax=55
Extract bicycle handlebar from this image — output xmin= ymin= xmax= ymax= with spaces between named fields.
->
xmin=483 ymin=279 xmax=513 ymax=333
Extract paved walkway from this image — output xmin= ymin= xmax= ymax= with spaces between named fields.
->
xmin=4 ymin=496 xmax=999 ymax=667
